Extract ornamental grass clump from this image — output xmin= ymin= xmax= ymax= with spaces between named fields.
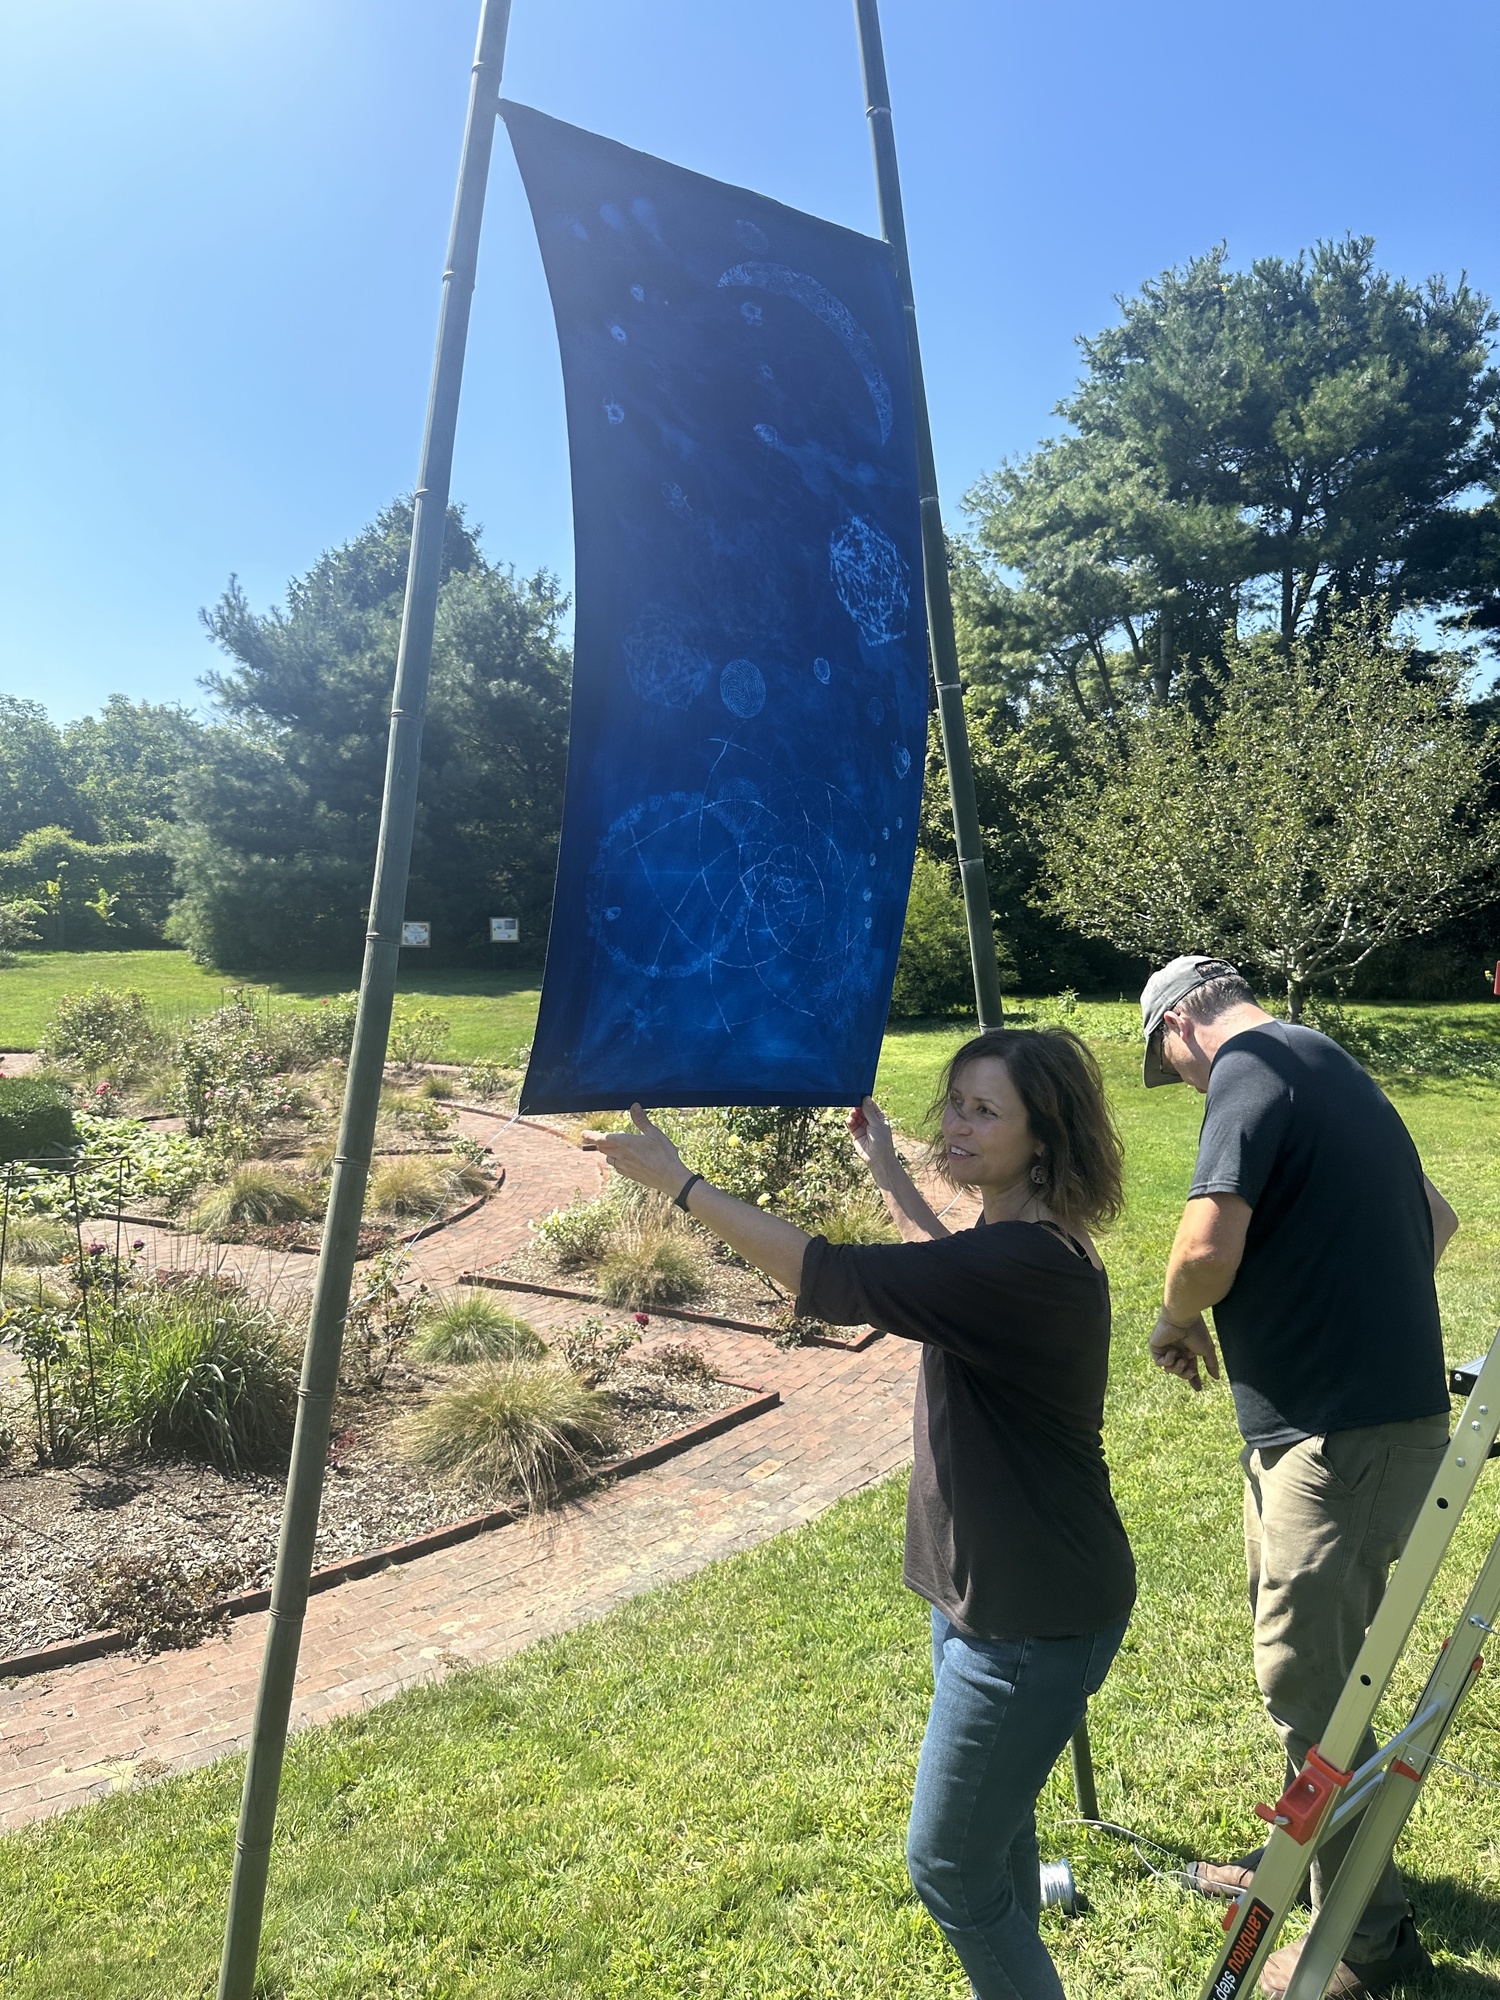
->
xmin=816 ymin=1192 xmax=900 ymax=1245
xmin=441 ymin=1154 xmax=494 ymax=1202
xmin=367 ymin=1157 xmax=447 ymax=1219
xmin=410 ymin=1294 xmax=544 ymax=1365
xmin=193 ymin=1164 xmax=319 ymax=1234
xmin=2 ymin=1215 xmax=72 ymax=1265
xmin=597 ymin=1225 xmax=706 ymax=1310
xmin=0 ymin=1264 xmax=70 ymax=1313
xmin=92 ymin=1279 xmax=297 ymax=1471
xmin=395 ymin=1362 xmax=618 ymax=1506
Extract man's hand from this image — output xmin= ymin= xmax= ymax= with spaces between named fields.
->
xmin=1150 ymin=1309 xmax=1222 ymax=1393
xmin=1424 ymin=1176 xmax=1459 ymax=1266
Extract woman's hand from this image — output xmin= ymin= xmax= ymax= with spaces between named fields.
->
xmin=584 ymin=1104 xmax=811 ymax=1293
xmin=848 ymin=1096 xmax=899 ymax=1185
xmin=581 ymin=1104 xmax=689 ymax=1198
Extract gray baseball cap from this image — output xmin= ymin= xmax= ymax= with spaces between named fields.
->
xmin=1139 ymin=954 xmax=1242 ymax=1087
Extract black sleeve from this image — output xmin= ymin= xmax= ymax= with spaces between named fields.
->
xmin=797 ymin=1228 xmax=1067 ymax=1373
xmin=1189 ymin=1042 xmax=1291 ymax=1208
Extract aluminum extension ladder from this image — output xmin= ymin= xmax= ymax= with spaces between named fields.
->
xmin=1197 ymin=1329 xmax=1500 ymax=2000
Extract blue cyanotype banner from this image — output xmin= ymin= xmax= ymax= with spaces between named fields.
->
xmin=503 ymin=102 xmax=927 ymax=1112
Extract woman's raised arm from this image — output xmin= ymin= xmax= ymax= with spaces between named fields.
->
xmin=581 ymin=1105 xmax=811 ymax=1294
xmin=849 ymin=1097 xmax=951 ymax=1242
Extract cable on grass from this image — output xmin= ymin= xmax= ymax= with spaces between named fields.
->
xmin=1063 ymin=1817 xmax=1200 ymax=1888
xmin=1418 ymin=1752 xmax=1500 ymax=1792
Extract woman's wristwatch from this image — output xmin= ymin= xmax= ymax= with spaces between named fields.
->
xmin=674 ymin=1172 xmax=704 ymax=1211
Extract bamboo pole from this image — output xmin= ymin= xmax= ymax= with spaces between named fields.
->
xmin=214 ymin=6 xmax=512 ymax=1993
xmin=849 ymin=0 xmax=1122 ymax=1821
xmin=851 ymin=0 xmax=1004 ymax=1029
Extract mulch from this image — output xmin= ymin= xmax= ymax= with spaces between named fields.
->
xmin=0 ymin=1358 xmax=744 ymax=1657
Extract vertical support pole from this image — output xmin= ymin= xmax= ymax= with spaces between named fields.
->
xmin=852 ymin=0 xmax=1003 ymax=1029
xmin=214 ymin=6 xmax=512 ymax=1995
xmin=1070 ymin=1717 xmax=1100 ymax=1824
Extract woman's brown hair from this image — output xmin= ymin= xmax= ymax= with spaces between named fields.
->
xmin=928 ymin=1028 xmax=1125 ymax=1230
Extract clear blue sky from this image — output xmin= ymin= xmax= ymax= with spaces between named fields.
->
xmin=3 ymin=0 xmax=1496 ymax=724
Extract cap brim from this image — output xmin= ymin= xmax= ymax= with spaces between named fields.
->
xmin=1143 ymin=1026 xmax=1181 ymax=1088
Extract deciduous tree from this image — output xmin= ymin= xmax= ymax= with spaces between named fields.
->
xmin=1027 ymin=606 xmax=1500 ymax=1017
xmin=64 ymin=698 xmax=208 ymax=843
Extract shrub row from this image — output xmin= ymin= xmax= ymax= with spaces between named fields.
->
xmin=0 ymin=1075 xmax=75 ymax=1164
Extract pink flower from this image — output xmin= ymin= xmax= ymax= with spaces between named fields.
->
xmin=87 ymin=1241 xmax=105 ymax=1256
xmin=132 ymin=1238 xmax=145 ymax=1252
xmin=633 ymin=1313 xmax=650 ymax=1327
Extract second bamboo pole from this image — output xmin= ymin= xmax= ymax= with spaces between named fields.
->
xmin=852 ymin=0 xmax=1004 ymax=1030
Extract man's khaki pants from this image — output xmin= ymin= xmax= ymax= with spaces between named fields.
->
xmin=1242 ymin=1416 xmax=1449 ymax=1961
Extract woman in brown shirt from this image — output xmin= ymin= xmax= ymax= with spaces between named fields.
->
xmin=586 ymin=1028 xmax=1134 ymax=1998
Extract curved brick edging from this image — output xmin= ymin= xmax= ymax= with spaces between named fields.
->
xmin=395 ymin=1187 xmax=495 ymax=1245
xmin=455 ymin=1270 xmax=880 ymax=1351
xmin=0 ymin=1381 xmax=778 ymax=1682
xmin=88 ymin=1179 xmax=503 ymax=1255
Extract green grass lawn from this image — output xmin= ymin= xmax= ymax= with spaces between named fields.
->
xmin=8 ymin=950 xmax=1500 ymax=1080
xmin=0 ymin=950 xmax=540 ymax=1063
xmin=3 ymin=986 xmax=1500 ymax=1994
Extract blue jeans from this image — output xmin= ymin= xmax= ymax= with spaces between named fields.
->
xmin=907 ymin=1608 xmax=1130 ymax=1999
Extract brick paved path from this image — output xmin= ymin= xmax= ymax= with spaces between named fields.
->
xmin=0 ymin=1108 xmax=946 ymax=1835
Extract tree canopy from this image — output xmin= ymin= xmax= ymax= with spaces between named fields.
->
xmin=64 ymin=697 xmax=209 ymax=844
xmin=169 ymin=502 xmax=572 ymax=971
xmin=0 ymin=698 xmax=84 ymax=849
xmin=0 ymin=695 xmax=207 ymax=945
xmin=1023 ymin=606 xmax=1500 ymax=1015
xmin=968 ymin=237 xmax=1500 ymax=706
xmin=0 ymin=693 xmax=207 ymax=849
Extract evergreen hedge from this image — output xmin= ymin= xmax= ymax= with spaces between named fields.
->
xmin=0 ymin=1075 xmax=75 ymax=1163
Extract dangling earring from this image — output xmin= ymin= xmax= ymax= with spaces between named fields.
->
xmin=1029 ymin=1160 xmax=1046 ymax=1189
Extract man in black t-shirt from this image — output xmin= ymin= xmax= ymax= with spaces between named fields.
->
xmin=1142 ymin=956 xmax=1457 ymax=2000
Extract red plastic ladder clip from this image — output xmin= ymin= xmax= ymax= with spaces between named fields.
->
xmin=1254 ymin=1744 xmax=1353 ymax=1844
xmin=1390 ymin=1759 xmax=1422 ymax=1783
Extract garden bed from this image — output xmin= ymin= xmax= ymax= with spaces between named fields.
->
xmin=458 ymin=1271 xmax=880 ymax=1351
xmin=93 ymin=1182 xmax=499 ymax=1257
xmin=0 ymin=1358 xmax=768 ymax=1667
xmin=479 ymin=1231 xmax=878 ymax=1348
